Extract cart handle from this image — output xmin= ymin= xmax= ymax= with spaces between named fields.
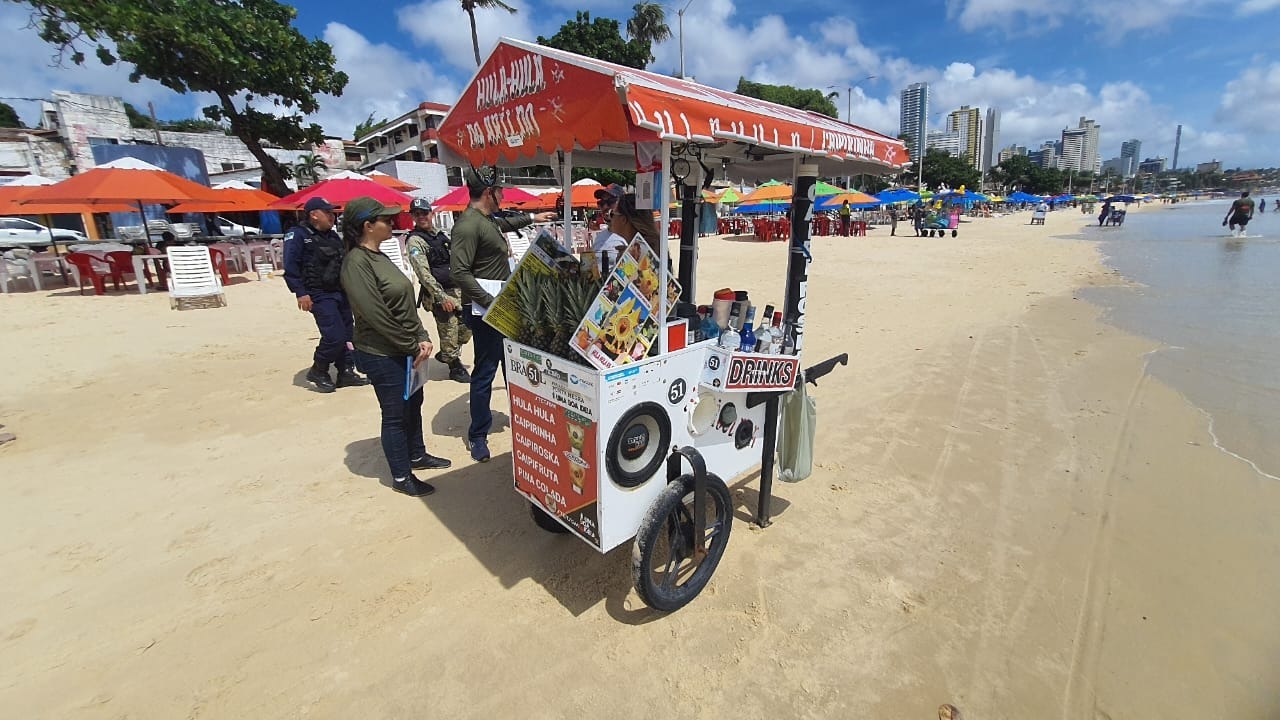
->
xmin=667 ymin=446 xmax=709 ymax=554
xmin=745 ymin=352 xmax=849 ymax=408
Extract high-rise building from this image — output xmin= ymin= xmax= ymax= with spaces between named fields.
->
xmin=899 ymin=83 xmax=929 ymax=162
xmin=1120 ymin=138 xmax=1142 ymax=175
xmin=997 ymin=144 xmax=1027 ymax=164
xmin=947 ymin=105 xmax=982 ymax=168
xmin=1172 ymin=124 xmax=1182 ymax=170
xmin=981 ymin=107 xmax=1000 ymax=174
xmin=1137 ymin=157 xmax=1167 ymax=174
xmin=1101 ymin=156 xmax=1134 ymax=177
xmin=1059 ymin=116 xmax=1100 ymax=173
xmin=1029 ymin=140 xmax=1059 ymax=169
xmin=926 ymin=130 xmax=961 ymax=157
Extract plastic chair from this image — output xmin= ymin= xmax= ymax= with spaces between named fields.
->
xmin=0 ymin=251 xmax=40 ymax=293
xmin=167 ymin=246 xmax=226 ymax=309
xmin=207 ymin=247 xmax=230 ymax=285
xmin=65 ymin=252 xmax=118 ymax=295
xmin=378 ymin=237 xmax=413 ymax=280
xmin=106 ymin=251 xmax=152 ymax=289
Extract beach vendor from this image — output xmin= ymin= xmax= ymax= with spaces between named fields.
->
xmin=405 ymin=197 xmax=472 ymax=384
xmin=340 ymin=196 xmax=452 ymax=498
xmin=451 ymin=167 xmax=556 ymax=463
xmin=839 ymin=199 xmax=852 ymax=236
xmin=283 ymin=196 xmax=369 ymax=393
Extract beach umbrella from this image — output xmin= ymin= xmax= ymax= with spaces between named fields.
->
xmin=814 ymin=180 xmax=845 ymax=196
xmin=167 ymin=187 xmax=281 ymax=214
xmin=740 ymin=182 xmax=793 ymax=204
xmin=717 ymin=187 xmax=741 ymax=204
xmin=876 ymin=188 xmax=921 ymax=204
xmin=431 ymin=184 xmax=541 ymax=212
xmin=815 ymin=191 xmax=880 ymax=210
xmin=21 ymin=157 xmax=221 ymax=207
xmin=270 ymin=177 xmax=413 ymax=211
xmin=1104 ymin=194 xmax=1136 ymax=203
xmin=366 ymin=170 xmax=418 ymax=191
xmin=1006 ymin=191 xmax=1041 ymax=203
xmin=732 ymin=201 xmax=790 ymax=214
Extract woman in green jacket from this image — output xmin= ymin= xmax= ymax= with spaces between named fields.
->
xmin=340 ymin=196 xmax=451 ymax=497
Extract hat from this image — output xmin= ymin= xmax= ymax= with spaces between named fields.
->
xmin=410 ymin=197 xmax=433 ymax=213
xmin=304 ymin=197 xmax=337 ymax=213
xmin=593 ymin=184 xmax=624 ymax=202
xmin=463 ymin=165 xmax=502 ymax=192
xmin=344 ymin=196 xmax=402 ymax=225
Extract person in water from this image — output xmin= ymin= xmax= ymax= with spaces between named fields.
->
xmin=1223 ymin=191 xmax=1255 ymax=237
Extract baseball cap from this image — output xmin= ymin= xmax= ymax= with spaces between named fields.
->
xmin=410 ymin=197 xmax=433 ymax=213
xmin=464 ymin=165 xmax=503 ymax=192
xmin=303 ymin=196 xmax=336 ymax=213
xmin=593 ymin=184 xmax=624 ymax=203
xmin=344 ymin=196 xmax=402 ymax=225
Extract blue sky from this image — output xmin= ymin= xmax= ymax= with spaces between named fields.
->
xmin=3 ymin=0 xmax=1279 ymax=168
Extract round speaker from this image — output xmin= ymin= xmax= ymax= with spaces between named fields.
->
xmin=716 ymin=402 xmax=738 ymax=432
xmin=734 ymin=419 xmax=755 ymax=449
xmin=606 ymin=402 xmax=671 ymax=488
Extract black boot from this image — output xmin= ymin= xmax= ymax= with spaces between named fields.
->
xmin=448 ymin=361 xmax=471 ymax=384
xmin=306 ymin=361 xmax=335 ymax=393
xmin=336 ymin=362 xmax=369 ymax=388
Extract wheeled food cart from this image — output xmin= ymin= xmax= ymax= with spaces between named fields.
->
xmin=438 ymin=38 xmax=909 ymax=611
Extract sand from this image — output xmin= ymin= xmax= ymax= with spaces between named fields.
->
xmin=2 ymin=206 xmax=1279 ymax=718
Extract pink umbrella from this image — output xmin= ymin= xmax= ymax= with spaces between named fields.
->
xmin=269 ymin=178 xmax=413 ymax=211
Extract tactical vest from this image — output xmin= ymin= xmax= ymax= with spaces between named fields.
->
xmin=298 ymin=224 xmax=345 ymax=292
xmin=409 ymin=229 xmax=454 ymax=289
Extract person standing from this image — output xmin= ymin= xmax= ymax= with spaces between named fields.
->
xmin=405 ymin=198 xmax=472 ymax=384
xmin=283 ymin=197 xmax=368 ymax=393
xmin=1098 ymin=200 xmax=1112 ymax=226
xmin=888 ymin=205 xmax=899 ymax=236
xmin=1223 ymin=191 xmax=1256 ymax=237
xmin=451 ymin=167 xmax=556 ymax=462
xmin=838 ymin=199 xmax=852 ymax=236
xmin=340 ymin=196 xmax=451 ymax=497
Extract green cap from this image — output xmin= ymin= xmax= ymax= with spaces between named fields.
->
xmin=464 ymin=165 xmax=502 ymax=192
xmin=344 ymin=196 xmax=402 ymax=226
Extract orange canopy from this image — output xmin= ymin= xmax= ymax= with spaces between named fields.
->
xmin=439 ymin=38 xmax=908 ymax=171
xmin=0 ymin=183 xmax=134 ymax=214
xmin=366 ymin=171 xmax=418 ymax=191
xmin=430 ymin=184 xmax=542 ymax=212
xmin=167 ymin=187 xmax=281 ymax=214
xmin=516 ymin=183 xmax=607 ymax=211
xmin=823 ymin=191 xmax=880 ymax=206
xmin=20 ymin=158 xmax=222 ymax=206
xmin=739 ymin=183 xmax=793 ymax=204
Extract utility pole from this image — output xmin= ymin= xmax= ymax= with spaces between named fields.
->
xmin=147 ymin=101 xmax=163 ymax=145
xmin=677 ymin=0 xmax=697 ymax=80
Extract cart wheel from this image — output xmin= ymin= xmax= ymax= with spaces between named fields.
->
xmin=631 ymin=473 xmax=732 ymax=612
xmin=951 ymin=229 xmax=958 ymax=237
xmin=529 ymin=502 xmax=571 ymax=534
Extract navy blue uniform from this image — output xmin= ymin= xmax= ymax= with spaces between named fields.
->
xmin=283 ymin=222 xmax=353 ymax=369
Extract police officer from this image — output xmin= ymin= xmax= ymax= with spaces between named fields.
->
xmin=404 ymin=198 xmax=472 ymax=384
xmin=451 ymin=167 xmax=556 ymax=462
xmin=283 ymin=196 xmax=368 ymax=392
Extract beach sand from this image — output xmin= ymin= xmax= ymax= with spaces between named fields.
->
xmin=2 ymin=207 xmax=1278 ymax=718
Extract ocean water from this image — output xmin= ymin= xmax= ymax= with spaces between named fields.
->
xmin=1077 ymin=200 xmax=1280 ymax=480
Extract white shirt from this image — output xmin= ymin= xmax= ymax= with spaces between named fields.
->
xmin=591 ymin=229 xmax=628 ymax=272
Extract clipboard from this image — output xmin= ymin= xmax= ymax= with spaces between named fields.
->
xmin=404 ymin=355 xmax=430 ymax=400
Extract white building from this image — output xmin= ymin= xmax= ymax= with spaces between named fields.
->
xmin=899 ymin=83 xmax=929 ymax=162
xmin=1058 ymin=116 xmax=1100 ymax=173
xmin=354 ymin=102 xmax=451 ymax=170
xmin=926 ymin=129 xmax=961 ymax=157
xmin=981 ymin=107 xmax=1000 ymax=174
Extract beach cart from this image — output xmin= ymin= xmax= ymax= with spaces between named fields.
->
xmin=438 ymin=39 xmax=909 ymax=611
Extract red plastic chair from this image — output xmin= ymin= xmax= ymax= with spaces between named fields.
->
xmin=65 ymin=252 xmax=118 ymax=295
xmin=853 ymin=220 xmax=868 ymax=236
xmin=106 ymin=251 xmax=153 ymax=289
xmin=773 ymin=219 xmax=791 ymax=241
xmin=207 ymin=247 xmax=230 ymax=285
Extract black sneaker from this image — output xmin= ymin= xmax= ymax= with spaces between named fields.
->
xmin=306 ymin=366 xmax=336 ymax=393
xmin=392 ymin=475 xmax=436 ymax=497
xmin=411 ymin=453 xmax=452 ymax=470
xmin=466 ymin=438 xmax=491 ymax=463
xmin=448 ymin=364 xmax=472 ymax=383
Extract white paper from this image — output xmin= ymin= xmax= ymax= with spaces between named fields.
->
xmin=404 ymin=356 xmax=430 ymax=400
xmin=471 ymin=278 xmax=505 ymax=316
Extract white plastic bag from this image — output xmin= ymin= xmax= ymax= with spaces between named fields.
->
xmin=777 ymin=373 xmax=816 ymax=482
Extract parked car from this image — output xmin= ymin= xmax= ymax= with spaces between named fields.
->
xmin=0 ymin=217 xmax=88 ymax=248
xmin=216 ymin=216 xmax=259 ymax=237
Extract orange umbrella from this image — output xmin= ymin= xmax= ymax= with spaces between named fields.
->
xmin=367 ymin=171 xmax=418 ymax=191
xmin=822 ymin=191 xmax=880 ymax=206
xmin=167 ymin=187 xmax=281 ymax=214
xmin=19 ymin=157 xmax=221 ymax=206
xmin=516 ymin=183 xmax=605 ymax=211
xmin=739 ymin=182 xmax=793 ymax=204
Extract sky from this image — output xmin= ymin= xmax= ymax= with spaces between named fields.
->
xmin=2 ymin=0 xmax=1279 ymax=169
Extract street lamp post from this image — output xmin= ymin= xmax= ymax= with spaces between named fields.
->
xmin=677 ymin=0 xmax=697 ymax=80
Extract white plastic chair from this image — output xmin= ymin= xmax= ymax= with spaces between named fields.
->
xmin=379 ymin=237 xmax=413 ymax=280
xmin=165 ymin=245 xmax=226 ymax=309
xmin=0 ymin=251 xmax=40 ymax=293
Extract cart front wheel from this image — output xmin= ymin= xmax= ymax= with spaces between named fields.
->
xmin=529 ymin=502 xmax=571 ymax=534
xmin=631 ymin=473 xmax=732 ymax=612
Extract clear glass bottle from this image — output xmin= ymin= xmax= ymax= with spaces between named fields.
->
xmin=754 ymin=304 xmax=776 ymax=351
xmin=698 ymin=305 xmax=719 ymax=343
xmin=769 ymin=312 xmax=785 ymax=354
xmin=738 ymin=307 xmax=757 ymax=353
xmin=718 ymin=305 xmax=742 ymax=350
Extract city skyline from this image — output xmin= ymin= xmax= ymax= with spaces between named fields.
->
xmin=0 ymin=1 xmax=1277 ymax=169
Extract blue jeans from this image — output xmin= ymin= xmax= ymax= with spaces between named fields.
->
xmin=464 ymin=311 xmax=506 ymax=442
xmin=311 ymin=291 xmax=354 ymax=368
xmin=354 ymin=350 xmax=425 ymax=479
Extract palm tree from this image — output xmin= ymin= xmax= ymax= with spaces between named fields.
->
xmin=462 ymin=0 xmax=518 ymax=67
xmin=626 ymin=2 xmax=671 ymax=67
xmin=293 ymin=153 xmax=327 ymax=187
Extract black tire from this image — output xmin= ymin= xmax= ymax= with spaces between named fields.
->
xmin=951 ymin=229 xmax=958 ymax=237
xmin=529 ymin=501 xmax=571 ymax=533
xmin=631 ymin=473 xmax=732 ymax=611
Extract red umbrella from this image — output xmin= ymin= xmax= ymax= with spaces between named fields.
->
xmin=168 ymin=187 xmax=282 ymax=214
xmin=430 ymin=184 xmax=540 ymax=212
xmin=270 ymin=177 xmax=413 ymax=211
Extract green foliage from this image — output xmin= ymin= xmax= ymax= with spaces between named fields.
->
xmin=734 ymin=78 xmax=839 ymax=118
xmin=0 ymin=102 xmax=22 ymax=128
xmin=18 ymin=0 xmax=348 ymax=196
xmin=921 ymin=148 xmax=981 ymax=191
xmin=572 ymin=167 xmax=636 ymax=187
xmin=354 ymin=113 xmax=389 ymax=141
xmin=538 ymin=11 xmax=650 ymax=70
xmin=626 ymin=2 xmax=671 ymax=67
xmin=293 ymin=152 xmax=327 ymax=185
xmin=462 ymin=0 xmax=517 ymax=67
xmin=124 ymin=101 xmax=225 ymax=133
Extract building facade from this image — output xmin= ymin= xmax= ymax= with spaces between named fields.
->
xmin=946 ymin=105 xmax=982 ymax=169
xmin=981 ymin=107 xmax=1000 ymax=174
xmin=1058 ymin=116 xmax=1100 ymax=173
xmin=926 ymin=130 xmax=961 ymax=157
xmin=1029 ymin=140 xmax=1060 ymax=169
xmin=0 ymin=127 xmax=73 ymax=179
xmin=1101 ymin=156 xmax=1134 ymax=177
xmin=1137 ymin=157 xmax=1167 ymax=174
xmin=1196 ymin=160 xmax=1222 ymax=174
xmin=1119 ymin=139 xmax=1141 ymax=177
xmin=354 ymin=102 xmax=450 ymax=170
xmin=997 ymin=144 xmax=1027 ymax=165
xmin=899 ymin=83 xmax=929 ymax=162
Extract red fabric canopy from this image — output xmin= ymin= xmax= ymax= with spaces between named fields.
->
xmin=168 ymin=187 xmax=281 ymax=214
xmin=270 ymin=178 xmax=413 ymax=211
xmin=20 ymin=163 xmax=222 ymax=205
xmin=439 ymin=38 xmax=908 ymax=170
xmin=429 ymin=184 xmax=541 ymax=212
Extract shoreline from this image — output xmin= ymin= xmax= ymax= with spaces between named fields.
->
xmin=1 ymin=208 xmax=1278 ymax=717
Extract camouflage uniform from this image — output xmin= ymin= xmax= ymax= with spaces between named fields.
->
xmin=406 ymin=229 xmax=472 ymax=366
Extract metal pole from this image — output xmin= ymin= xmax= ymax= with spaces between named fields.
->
xmin=677 ymin=10 xmax=684 ymax=79
xmin=756 ymin=395 xmax=780 ymax=527
xmin=784 ymin=158 xmax=816 ymax=356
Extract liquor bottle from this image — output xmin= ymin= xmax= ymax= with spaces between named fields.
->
xmin=781 ymin=321 xmax=796 ymax=355
xmin=738 ymin=307 xmax=757 ymax=353
xmin=754 ymin=304 xmax=776 ymax=351
xmin=698 ymin=305 xmax=720 ymax=343
xmin=768 ymin=312 xmax=785 ymax=354
xmin=718 ymin=305 xmax=742 ymax=350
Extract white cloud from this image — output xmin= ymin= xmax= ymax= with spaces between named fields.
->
xmin=946 ymin=0 xmax=1228 ymax=35
xmin=1217 ymin=60 xmax=1280 ymax=135
xmin=313 ymin=22 xmax=459 ymax=138
xmin=397 ymin=0 xmax=538 ymax=73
